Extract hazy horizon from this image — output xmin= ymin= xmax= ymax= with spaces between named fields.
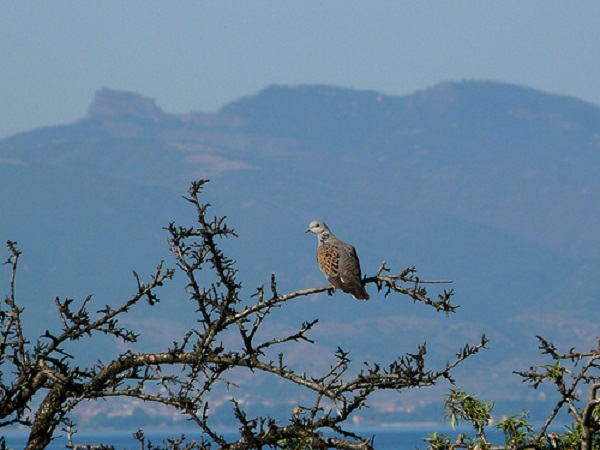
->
xmin=2 ymin=2 xmax=600 ymax=139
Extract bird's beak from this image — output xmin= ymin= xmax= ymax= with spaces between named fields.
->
xmin=305 ymin=228 xmax=311 ymax=233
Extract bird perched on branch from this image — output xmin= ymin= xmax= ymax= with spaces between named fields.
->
xmin=306 ymin=220 xmax=370 ymax=300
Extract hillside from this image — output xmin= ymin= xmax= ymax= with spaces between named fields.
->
xmin=1 ymin=80 xmax=599 ymax=426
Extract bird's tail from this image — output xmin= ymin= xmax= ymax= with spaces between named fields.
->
xmin=352 ymin=284 xmax=370 ymax=301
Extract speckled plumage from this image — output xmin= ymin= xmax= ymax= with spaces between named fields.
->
xmin=306 ymin=221 xmax=370 ymax=300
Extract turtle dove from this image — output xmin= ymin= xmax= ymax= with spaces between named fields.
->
xmin=306 ymin=220 xmax=370 ymax=300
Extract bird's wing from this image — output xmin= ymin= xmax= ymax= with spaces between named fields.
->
xmin=337 ymin=241 xmax=370 ymax=300
xmin=337 ymin=243 xmax=363 ymax=286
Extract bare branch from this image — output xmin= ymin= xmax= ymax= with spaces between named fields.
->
xmin=0 ymin=180 xmax=480 ymax=450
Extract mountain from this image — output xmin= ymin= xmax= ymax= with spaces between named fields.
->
xmin=1 ymin=80 xmax=599 ymax=428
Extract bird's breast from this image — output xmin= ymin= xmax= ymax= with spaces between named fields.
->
xmin=317 ymin=244 xmax=339 ymax=278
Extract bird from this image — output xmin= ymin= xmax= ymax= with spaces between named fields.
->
xmin=305 ymin=220 xmax=370 ymax=300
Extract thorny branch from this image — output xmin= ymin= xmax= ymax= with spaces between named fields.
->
xmin=514 ymin=336 xmax=600 ymax=448
xmin=365 ymin=263 xmax=457 ymax=314
xmin=0 ymin=180 xmax=482 ymax=450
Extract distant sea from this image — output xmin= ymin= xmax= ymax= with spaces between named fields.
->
xmin=1 ymin=425 xmax=512 ymax=449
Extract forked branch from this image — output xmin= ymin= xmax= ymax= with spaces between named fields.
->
xmin=0 ymin=180 xmax=481 ymax=450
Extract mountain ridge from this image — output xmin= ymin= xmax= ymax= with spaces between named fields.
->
xmin=1 ymin=79 xmax=599 ymax=426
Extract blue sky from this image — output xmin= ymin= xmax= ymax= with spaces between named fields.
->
xmin=2 ymin=2 xmax=600 ymax=139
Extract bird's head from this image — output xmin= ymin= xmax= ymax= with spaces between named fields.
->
xmin=306 ymin=220 xmax=330 ymax=235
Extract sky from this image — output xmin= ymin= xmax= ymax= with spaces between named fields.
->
xmin=2 ymin=2 xmax=600 ymax=139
